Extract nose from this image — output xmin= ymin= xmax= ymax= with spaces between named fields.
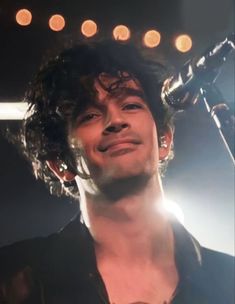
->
xmin=102 ymin=106 xmax=129 ymax=135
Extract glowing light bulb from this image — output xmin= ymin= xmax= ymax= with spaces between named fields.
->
xmin=16 ymin=9 xmax=32 ymax=26
xmin=175 ymin=34 xmax=192 ymax=53
xmin=81 ymin=20 xmax=98 ymax=37
xmin=113 ymin=25 xmax=131 ymax=41
xmin=143 ymin=30 xmax=161 ymax=48
xmin=49 ymin=14 xmax=65 ymax=32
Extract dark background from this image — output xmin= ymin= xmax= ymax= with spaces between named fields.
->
xmin=0 ymin=0 xmax=234 ymax=254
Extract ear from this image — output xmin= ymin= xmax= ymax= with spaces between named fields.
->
xmin=159 ymin=128 xmax=173 ymax=161
xmin=46 ymin=160 xmax=76 ymax=182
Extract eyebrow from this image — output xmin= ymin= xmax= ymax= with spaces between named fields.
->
xmin=110 ymin=87 xmax=145 ymax=100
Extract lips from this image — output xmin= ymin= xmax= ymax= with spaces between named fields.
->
xmin=98 ymin=137 xmax=141 ymax=152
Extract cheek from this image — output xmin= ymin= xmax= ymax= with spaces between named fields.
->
xmin=72 ymin=128 xmax=101 ymax=163
xmin=144 ymin=119 xmax=160 ymax=160
xmin=144 ymin=115 xmax=159 ymax=143
xmin=151 ymin=127 xmax=160 ymax=154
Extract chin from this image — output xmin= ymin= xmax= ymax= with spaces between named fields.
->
xmin=102 ymin=161 xmax=146 ymax=180
xmin=93 ymin=167 xmax=153 ymax=201
xmin=87 ymin=152 xmax=158 ymax=197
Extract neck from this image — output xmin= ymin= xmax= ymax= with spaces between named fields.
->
xmin=76 ymin=174 xmax=174 ymax=265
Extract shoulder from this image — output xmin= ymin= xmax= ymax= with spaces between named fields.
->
xmin=200 ymin=246 xmax=234 ymax=302
xmin=0 ymin=217 xmax=91 ymax=302
xmin=0 ymin=236 xmax=50 ymax=280
xmin=0 ymin=216 xmax=85 ymax=280
xmin=201 ymin=246 xmax=234 ymax=274
xmin=0 ymin=237 xmax=49 ymax=302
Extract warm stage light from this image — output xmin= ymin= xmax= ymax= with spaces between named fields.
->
xmin=143 ymin=30 xmax=161 ymax=48
xmin=49 ymin=14 xmax=65 ymax=32
xmin=113 ymin=25 xmax=130 ymax=41
xmin=175 ymin=34 xmax=192 ymax=53
xmin=81 ymin=20 xmax=98 ymax=38
xmin=16 ymin=9 xmax=32 ymax=26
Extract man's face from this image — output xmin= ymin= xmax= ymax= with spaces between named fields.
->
xmin=69 ymin=74 xmax=161 ymax=191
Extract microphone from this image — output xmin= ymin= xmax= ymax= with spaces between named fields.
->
xmin=161 ymin=33 xmax=235 ymax=110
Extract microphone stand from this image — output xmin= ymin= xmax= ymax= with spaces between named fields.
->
xmin=200 ymin=85 xmax=235 ymax=165
xmin=161 ymin=33 xmax=235 ymax=166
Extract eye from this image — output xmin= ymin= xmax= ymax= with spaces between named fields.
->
xmin=78 ymin=112 xmax=101 ymax=124
xmin=122 ymin=103 xmax=144 ymax=110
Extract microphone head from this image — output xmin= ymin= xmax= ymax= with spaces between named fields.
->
xmin=161 ymin=33 xmax=235 ymax=110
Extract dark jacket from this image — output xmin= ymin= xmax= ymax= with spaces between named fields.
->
xmin=0 ymin=216 xmax=234 ymax=304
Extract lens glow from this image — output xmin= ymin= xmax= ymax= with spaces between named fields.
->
xmin=49 ymin=14 xmax=65 ymax=32
xmin=175 ymin=34 xmax=192 ymax=53
xmin=16 ymin=9 xmax=32 ymax=26
xmin=0 ymin=102 xmax=29 ymax=120
xmin=81 ymin=20 xmax=98 ymax=37
xmin=162 ymin=199 xmax=185 ymax=224
xmin=113 ymin=25 xmax=131 ymax=41
xmin=143 ymin=30 xmax=161 ymax=48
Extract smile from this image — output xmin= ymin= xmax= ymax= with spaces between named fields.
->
xmin=98 ymin=138 xmax=141 ymax=153
xmin=106 ymin=143 xmax=139 ymax=157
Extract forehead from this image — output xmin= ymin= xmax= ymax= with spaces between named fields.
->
xmin=94 ymin=73 xmax=145 ymax=104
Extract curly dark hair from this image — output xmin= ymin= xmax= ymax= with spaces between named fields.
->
xmin=21 ymin=39 xmax=175 ymax=199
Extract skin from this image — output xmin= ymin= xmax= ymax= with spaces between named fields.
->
xmin=48 ymin=74 xmax=178 ymax=304
xmin=71 ymin=75 xmax=163 ymax=195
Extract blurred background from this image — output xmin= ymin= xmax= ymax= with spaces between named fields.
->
xmin=0 ymin=0 xmax=234 ymax=255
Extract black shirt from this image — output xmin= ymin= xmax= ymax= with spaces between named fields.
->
xmin=0 ymin=216 xmax=234 ymax=303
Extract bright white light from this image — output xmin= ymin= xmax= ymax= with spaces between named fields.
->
xmin=162 ymin=198 xmax=185 ymax=224
xmin=0 ymin=102 xmax=29 ymax=120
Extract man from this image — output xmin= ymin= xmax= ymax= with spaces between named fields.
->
xmin=0 ymin=40 xmax=234 ymax=304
